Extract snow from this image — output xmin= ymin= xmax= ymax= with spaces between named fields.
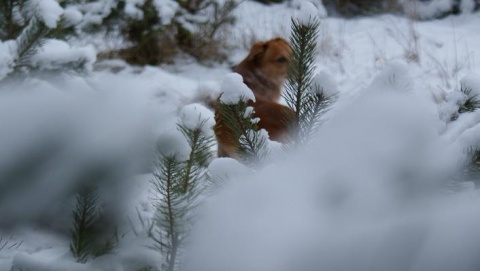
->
xmin=154 ymin=0 xmax=179 ymax=25
xmin=460 ymin=73 xmax=480 ymax=96
xmin=179 ymin=103 xmax=215 ymax=137
xmin=2 ymin=1 xmax=480 ymax=270
xmin=31 ymin=39 xmax=96 ymax=72
xmin=0 ymin=41 xmax=16 ymax=80
xmin=293 ymin=0 xmax=319 ymax=25
xmin=63 ymin=7 xmax=84 ymax=27
xmin=219 ymin=73 xmax=256 ymax=104
xmin=366 ymin=60 xmax=414 ymax=94
xmin=208 ymin=158 xmax=251 ymax=184
xmin=312 ymin=70 xmax=338 ymax=96
xmin=33 ymin=0 xmax=64 ymax=29
xmin=156 ymin=129 xmax=191 ymax=161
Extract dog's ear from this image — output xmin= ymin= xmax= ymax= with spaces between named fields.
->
xmin=247 ymin=41 xmax=268 ymax=63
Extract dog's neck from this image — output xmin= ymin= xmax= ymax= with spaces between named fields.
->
xmin=234 ymin=62 xmax=283 ymax=102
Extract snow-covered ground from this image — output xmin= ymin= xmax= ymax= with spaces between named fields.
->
xmin=2 ymin=1 xmax=480 ymax=270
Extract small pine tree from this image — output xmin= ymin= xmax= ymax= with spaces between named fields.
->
xmin=70 ymin=172 xmax=119 ymax=263
xmin=151 ymin=118 xmax=214 ymax=271
xmin=70 ymin=183 xmax=100 ymax=263
xmin=283 ymin=13 xmax=336 ymax=146
xmin=215 ymin=100 xmax=271 ymax=168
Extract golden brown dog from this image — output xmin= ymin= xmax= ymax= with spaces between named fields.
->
xmin=215 ymin=38 xmax=296 ymax=158
xmin=233 ymin=38 xmax=291 ymax=102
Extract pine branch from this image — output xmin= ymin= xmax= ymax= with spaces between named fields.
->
xmin=151 ymin=155 xmax=188 ymax=271
xmin=284 ymin=19 xmax=320 ymax=119
xmin=458 ymin=83 xmax=480 ymax=114
xmin=70 ymin=184 xmax=100 ymax=263
xmin=216 ymin=100 xmax=270 ymax=167
xmin=151 ymin=120 xmax=215 ymax=270
xmin=178 ymin=120 xmax=215 ymax=193
xmin=14 ymin=16 xmax=49 ymax=70
xmin=0 ymin=0 xmax=26 ymax=40
xmin=283 ymin=17 xmax=335 ymax=145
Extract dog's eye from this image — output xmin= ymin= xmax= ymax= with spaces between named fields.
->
xmin=276 ymin=57 xmax=287 ymax=63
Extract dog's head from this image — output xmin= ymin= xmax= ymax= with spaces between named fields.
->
xmin=234 ymin=38 xmax=291 ymax=102
xmin=246 ymin=38 xmax=291 ymax=81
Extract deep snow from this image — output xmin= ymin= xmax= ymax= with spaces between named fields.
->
xmin=1 ymin=1 xmax=480 ymax=270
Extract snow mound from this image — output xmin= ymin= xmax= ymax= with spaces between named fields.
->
xmin=33 ymin=0 xmax=64 ymax=28
xmin=179 ymin=103 xmax=215 ymax=137
xmin=31 ymin=39 xmax=96 ymax=72
xmin=219 ymin=73 xmax=255 ymax=104
xmin=312 ymin=70 xmax=338 ymax=96
xmin=156 ymin=129 xmax=191 ymax=162
xmin=293 ymin=0 xmax=320 ymax=25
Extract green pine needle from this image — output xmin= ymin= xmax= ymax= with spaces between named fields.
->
xmin=458 ymin=84 xmax=480 ymax=114
xmin=283 ymin=17 xmax=335 ymax=146
xmin=215 ymin=99 xmax=270 ymax=167
xmin=151 ymin=121 xmax=215 ymax=271
xmin=70 ymin=184 xmax=100 ymax=263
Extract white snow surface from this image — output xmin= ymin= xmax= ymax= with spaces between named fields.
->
xmin=63 ymin=7 xmax=84 ymax=27
xmin=461 ymin=73 xmax=480 ymax=96
xmin=219 ymin=73 xmax=256 ymax=104
xmin=0 ymin=41 xmax=16 ymax=80
xmin=2 ymin=1 xmax=480 ymax=271
xmin=312 ymin=70 xmax=338 ymax=96
xmin=179 ymin=103 xmax=215 ymax=137
xmin=294 ymin=1 xmax=320 ymax=25
xmin=33 ymin=0 xmax=64 ymax=28
xmin=31 ymin=39 xmax=97 ymax=71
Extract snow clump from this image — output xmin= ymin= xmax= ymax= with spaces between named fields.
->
xmin=312 ymin=71 xmax=338 ymax=96
xmin=219 ymin=73 xmax=255 ymax=104
xmin=294 ymin=1 xmax=320 ymax=25
xmin=460 ymin=74 xmax=480 ymax=97
xmin=30 ymin=39 xmax=96 ymax=72
xmin=156 ymin=129 xmax=191 ymax=162
xmin=179 ymin=103 xmax=215 ymax=137
xmin=33 ymin=0 xmax=64 ymax=28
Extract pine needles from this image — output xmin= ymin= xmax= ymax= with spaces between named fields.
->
xmin=215 ymin=100 xmax=270 ymax=167
xmin=458 ymin=83 xmax=480 ymax=114
xmin=70 ymin=180 xmax=119 ymax=263
xmin=14 ymin=16 xmax=49 ymax=72
xmin=283 ymin=16 xmax=336 ymax=145
xmin=0 ymin=0 xmax=91 ymax=82
xmin=151 ymin=119 xmax=215 ymax=271
xmin=70 ymin=184 xmax=100 ymax=263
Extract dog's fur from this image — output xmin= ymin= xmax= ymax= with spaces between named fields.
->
xmin=215 ymin=38 xmax=295 ymax=158
xmin=233 ymin=38 xmax=291 ymax=102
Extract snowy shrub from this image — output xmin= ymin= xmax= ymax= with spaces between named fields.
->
xmin=321 ymin=0 xmax=401 ymax=16
xmin=285 ymin=4 xmax=337 ymax=145
xmin=150 ymin=103 xmax=215 ymax=271
xmin=184 ymin=61 xmax=445 ymax=271
xmin=82 ymin=0 xmax=238 ymax=65
xmin=400 ymin=0 xmax=480 ymax=19
xmin=0 ymin=0 xmax=95 ymax=82
xmin=312 ymin=0 xmax=479 ymax=18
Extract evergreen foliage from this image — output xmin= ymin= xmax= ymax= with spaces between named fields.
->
xmin=70 ymin=181 xmax=118 ymax=263
xmin=284 ymin=17 xmax=336 ymax=145
xmin=90 ymin=0 xmax=238 ymax=65
xmin=70 ymin=184 xmax=100 ymax=263
xmin=0 ymin=0 xmax=92 ymax=82
xmin=215 ymin=100 xmax=271 ymax=168
xmin=458 ymin=83 xmax=480 ymax=114
xmin=151 ymin=120 xmax=214 ymax=271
